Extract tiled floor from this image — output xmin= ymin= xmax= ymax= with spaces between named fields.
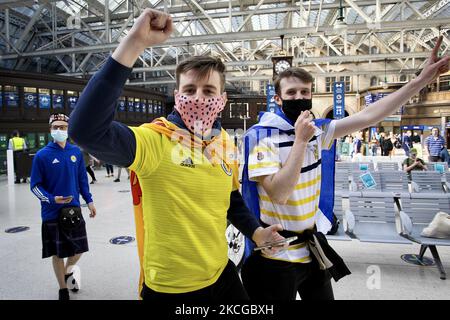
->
xmin=1 ymin=171 xmax=449 ymax=300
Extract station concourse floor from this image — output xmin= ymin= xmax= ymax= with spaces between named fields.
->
xmin=0 ymin=170 xmax=449 ymax=300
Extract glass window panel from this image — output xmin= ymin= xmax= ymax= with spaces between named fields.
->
xmin=439 ymin=75 xmax=450 ymax=91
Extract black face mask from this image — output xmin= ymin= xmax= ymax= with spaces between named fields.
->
xmin=281 ymin=99 xmax=312 ymax=124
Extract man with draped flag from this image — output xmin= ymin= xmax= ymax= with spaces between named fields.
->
xmin=241 ymin=37 xmax=450 ymax=300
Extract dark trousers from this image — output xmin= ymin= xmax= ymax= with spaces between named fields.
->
xmin=141 ymin=260 xmax=249 ymax=302
xmin=429 ymin=155 xmax=441 ymax=162
xmin=105 ymin=164 xmax=114 ymax=175
xmin=241 ymin=253 xmax=334 ymax=301
xmin=86 ymin=166 xmax=96 ymax=181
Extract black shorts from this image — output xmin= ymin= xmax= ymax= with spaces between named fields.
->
xmin=41 ymin=216 xmax=89 ymax=259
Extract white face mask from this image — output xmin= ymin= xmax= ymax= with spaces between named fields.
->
xmin=51 ymin=129 xmax=68 ymax=143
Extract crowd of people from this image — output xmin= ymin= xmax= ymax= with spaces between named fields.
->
xmin=341 ymin=128 xmax=449 ymax=166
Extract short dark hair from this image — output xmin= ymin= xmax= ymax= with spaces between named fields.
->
xmin=274 ymin=67 xmax=314 ymax=96
xmin=176 ymin=56 xmax=226 ymax=92
xmin=12 ymin=130 xmax=19 ymax=137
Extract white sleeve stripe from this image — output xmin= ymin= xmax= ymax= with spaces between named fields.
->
xmin=31 ymin=187 xmax=43 ymax=200
xmin=32 ymin=187 xmax=49 ymax=202
xmin=32 ymin=186 xmax=46 ymax=199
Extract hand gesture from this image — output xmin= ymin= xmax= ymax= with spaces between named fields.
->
xmin=294 ymin=110 xmax=316 ymax=143
xmin=54 ymin=196 xmax=73 ymax=204
xmin=128 ymin=8 xmax=173 ymax=49
xmin=252 ymin=224 xmax=287 ymax=255
xmin=417 ymin=36 xmax=450 ymax=85
xmin=113 ymin=9 xmax=173 ymax=67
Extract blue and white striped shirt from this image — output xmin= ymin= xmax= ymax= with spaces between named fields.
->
xmin=425 ymin=135 xmax=445 ymax=156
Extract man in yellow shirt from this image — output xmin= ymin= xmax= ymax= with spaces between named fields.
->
xmin=69 ymin=8 xmax=285 ymax=302
xmin=8 ymin=130 xmax=28 ymax=183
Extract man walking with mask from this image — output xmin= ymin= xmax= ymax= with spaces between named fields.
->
xmin=30 ymin=113 xmax=97 ymax=300
xmin=241 ymin=37 xmax=449 ymax=300
xmin=69 ymin=8 xmax=285 ymax=302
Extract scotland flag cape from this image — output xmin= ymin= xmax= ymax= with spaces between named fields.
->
xmin=241 ymin=110 xmax=336 ymax=259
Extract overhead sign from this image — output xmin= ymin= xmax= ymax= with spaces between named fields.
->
xmin=39 ymin=94 xmax=51 ymax=109
xmin=402 ymin=125 xmax=425 ymax=130
xmin=68 ymin=96 xmax=78 ymax=109
xmin=333 ymin=81 xmax=345 ymax=119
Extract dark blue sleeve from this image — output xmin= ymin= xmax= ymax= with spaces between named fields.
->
xmin=77 ymin=150 xmax=93 ymax=204
xmin=30 ymin=153 xmax=56 ymax=204
xmin=227 ymin=190 xmax=261 ymax=240
xmin=68 ymin=57 xmax=136 ymax=167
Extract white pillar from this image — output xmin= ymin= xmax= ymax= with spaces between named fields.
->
xmin=7 ymin=149 xmax=14 ymax=186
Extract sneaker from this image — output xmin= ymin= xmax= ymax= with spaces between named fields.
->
xmin=22 ymin=178 xmax=27 ymax=183
xmin=65 ymin=265 xmax=81 ymax=292
xmin=114 ymin=178 xmax=120 ymax=182
xmin=90 ymin=180 xmax=95 ymax=184
xmin=58 ymin=288 xmax=70 ymax=300
xmin=14 ymin=180 xmax=20 ymax=184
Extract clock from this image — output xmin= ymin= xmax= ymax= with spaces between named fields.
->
xmin=272 ymin=55 xmax=293 ymax=79
xmin=275 ymin=60 xmax=291 ymax=74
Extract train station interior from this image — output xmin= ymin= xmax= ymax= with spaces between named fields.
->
xmin=1 ymin=0 xmax=450 ymax=301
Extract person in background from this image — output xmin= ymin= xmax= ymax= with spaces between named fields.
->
xmin=425 ymin=127 xmax=445 ymax=162
xmin=379 ymin=132 xmax=386 ymax=156
xmin=402 ymin=130 xmax=413 ymax=156
xmin=370 ymin=136 xmax=379 ymax=156
xmin=30 ymin=113 xmax=97 ymax=300
xmin=411 ymin=131 xmax=423 ymax=158
xmin=114 ymin=166 xmax=130 ymax=182
xmin=352 ymin=131 xmax=363 ymax=161
xmin=81 ymin=148 xmax=98 ymax=184
xmin=439 ymin=147 xmax=450 ymax=166
xmin=402 ymin=147 xmax=427 ymax=179
xmin=412 ymin=131 xmax=421 ymax=144
xmin=105 ymin=163 xmax=114 ymax=177
xmin=8 ymin=130 xmax=28 ymax=183
xmin=383 ymin=132 xmax=394 ymax=156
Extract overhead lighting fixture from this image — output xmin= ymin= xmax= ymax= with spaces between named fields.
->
xmin=334 ymin=0 xmax=348 ymax=34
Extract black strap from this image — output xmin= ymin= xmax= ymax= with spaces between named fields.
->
xmin=259 ymin=221 xmax=315 ymax=245
xmin=301 ymin=159 xmax=321 ymax=173
xmin=274 ymin=135 xmax=317 ymax=148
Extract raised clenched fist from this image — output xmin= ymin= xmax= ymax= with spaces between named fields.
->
xmin=113 ymin=8 xmax=174 ymax=67
xmin=128 ymin=8 xmax=173 ymax=48
xmin=294 ymin=110 xmax=316 ymax=143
